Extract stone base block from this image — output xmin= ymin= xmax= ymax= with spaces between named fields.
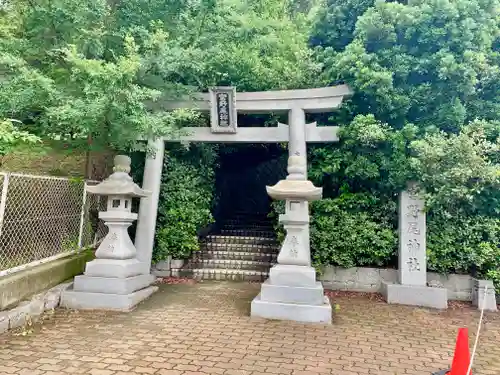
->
xmin=269 ymin=265 xmax=316 ymax=287
xmin=152 ymin=269 xmax=171 ymax=277
xmin=61 ymin=283 xmax=158 ymax=311
xmin=381 ymin=281 xmax=448 ymax=309
xmin=85 ymin=258 xmax=145 ymax=278
xmin=472 ymin=279 xmax=498 ymax=312
xmin=6 ymin=301 xmax=31 ymax=329
xmin=155 ymin=259 xmax=171 ymax=271
xmin=73 ymin=274 xmax=155 ymax=295
xmin=251 ymin=294 xmax=332 ymax=324
xmin=260 ymin=280 xmax=324 ymax=305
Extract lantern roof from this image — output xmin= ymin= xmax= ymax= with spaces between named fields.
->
xmin=265 ymin=155 xmax=322 ymax=201
xmin=86 ymin=155 xmax=150 ymax=197
xmin=266 ymin=180 xmax=322 ymax=201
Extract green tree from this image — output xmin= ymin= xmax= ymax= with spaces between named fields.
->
xmin=134 ymin=0 xmax=320 ymax=92
xmin=310 ymin=0 xmax=375 ymax=51
xmin=154 ymin=144 xmax=218 ymax=262
xmin=0 ymin=0 xmax=182 ymax=152
xmin=318 ymin=0 xmax=500 ymax=130
xmin=410 ymin=120 xmax=500 ymax=217
xmin=1 ymin=0 xmax=317 ymax=152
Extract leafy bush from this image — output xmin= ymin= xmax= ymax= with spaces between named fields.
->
xmin=153 ymin=144 xmax=217 ymax=262
xmin=270 ymin=194 xmax=397 ymax=270
xmin=311 ymin=199 xmax=396 ymax=268
xmin=412 ymin=122 xmax=500 ymax=292
xmin=300 ymin=115 xmax=407 ymax=269
xmin=409 ymin=121 xmax=500 ymax=217
xmin=427 ymin=214 xmax=500 ymax=276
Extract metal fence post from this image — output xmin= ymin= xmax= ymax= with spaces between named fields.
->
xmin=0 ymin=173 xmax=10 ymax=238
xmin=77 ymin=181 xmax=88 ymax=249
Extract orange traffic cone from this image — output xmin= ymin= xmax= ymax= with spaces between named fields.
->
xmin=449 ymin=328 xmax=472 ymax=375
xmin=432 ymin=328 xmax=472 ymax=375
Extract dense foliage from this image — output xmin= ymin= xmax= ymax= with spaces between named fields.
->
xmin=307 ymin=114 xmax=411 ymax=268
xmin=154 ymin=144 xmax=217 ymax=262
xmin=0 ymin=0 xmax=190 ymax=153
xmin=0 ymin=0 xmax=318 ymax=260
xmin=308 ymin=0 xmax=500 ymax=287
xmin=307 ymin=115 xmax=500 ymax=277
xmin=0 ymin=0 xmax=316 ymax=152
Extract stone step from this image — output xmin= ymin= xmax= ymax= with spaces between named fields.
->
xmin=221 ymin=227 xmax=275 ymax=233
xmin=206 ymin=235 xmax=278 ymax=245
xmin=223 ymin=217 xmax=273 ymax=223
xmin=201 ymin=250 xmax=278 ymax=262
xmin=220 ymin=229 xmax=276 ymax=238
xmin=223 ymin=219 xmax=271 ymax=224
xmin=222 ymin=223 xmax=275 ymax=230
xmin=223 ymin=213 xmax=271 ymax=220
xmin=171 ymin=268 xmax=269 ymax=282
xmin=189 ymin=259 xmax=273 ymax=271
xmin=201 ymin=242 xmax=279 ymax=253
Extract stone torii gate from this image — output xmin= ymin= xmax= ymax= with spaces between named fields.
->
xmin=135 ymin=85 xmax=352 ymax=323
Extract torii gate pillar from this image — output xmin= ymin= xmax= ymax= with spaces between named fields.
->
xmin=135 ymin=138 xmax=165 ymax=273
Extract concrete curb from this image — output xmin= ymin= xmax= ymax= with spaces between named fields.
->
xmin=320 ymin=266 xmax=498 ymax=306
xmin=0 ymin=282 xmax=71 ymax=334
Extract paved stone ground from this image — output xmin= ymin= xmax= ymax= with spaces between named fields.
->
xmin=0 ymin=281 xmax=499 ymax=375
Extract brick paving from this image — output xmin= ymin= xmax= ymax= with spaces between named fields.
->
xmin=0 ymin=281 xmax=499 ymax=375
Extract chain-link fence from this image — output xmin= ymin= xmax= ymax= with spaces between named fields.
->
xmin=0 ymin=172 xmax=107 ymax=276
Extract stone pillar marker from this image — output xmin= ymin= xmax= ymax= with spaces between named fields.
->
xmin=381 ymin=183 xmax=448 ymax=309
xmin=251 ymin=108 xmax=332 ymax=324
xmin=399 ymin=183 xmax=427 ymax=286
xmin=61 ymin=155 xmax=158 ymax=311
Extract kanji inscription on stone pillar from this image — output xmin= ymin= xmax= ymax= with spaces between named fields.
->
xmin=399 ymin=184 xmax=426 ymax=286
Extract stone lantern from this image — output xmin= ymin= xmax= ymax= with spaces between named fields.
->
xmin=265 ymin=155 xmax=322 ymax=267
xmin=61 ymin=155 xmax=158 ymax=311
xmin=251 ymin=155 xmax=332 ymax=323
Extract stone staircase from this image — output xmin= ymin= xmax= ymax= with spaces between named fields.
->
xmin=172 ymin=213 xmax=280 ymax=281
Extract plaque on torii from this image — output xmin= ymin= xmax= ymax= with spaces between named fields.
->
xmin=209 ymin=86 xmax=238 ymax=134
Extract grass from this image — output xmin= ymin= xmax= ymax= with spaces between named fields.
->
xmin=0 ymin=143 xmax=86 ymax=177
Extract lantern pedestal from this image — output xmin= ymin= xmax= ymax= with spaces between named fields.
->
xmin=251 ymin=265 xmax=332 ymax=323
xmin=61 ymin=282 xmax=157 ymax=312
xmin=61 ymin=156 xmax=158 ymax=311
xmin=251 ymin=156 xmax=332 ymax=324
